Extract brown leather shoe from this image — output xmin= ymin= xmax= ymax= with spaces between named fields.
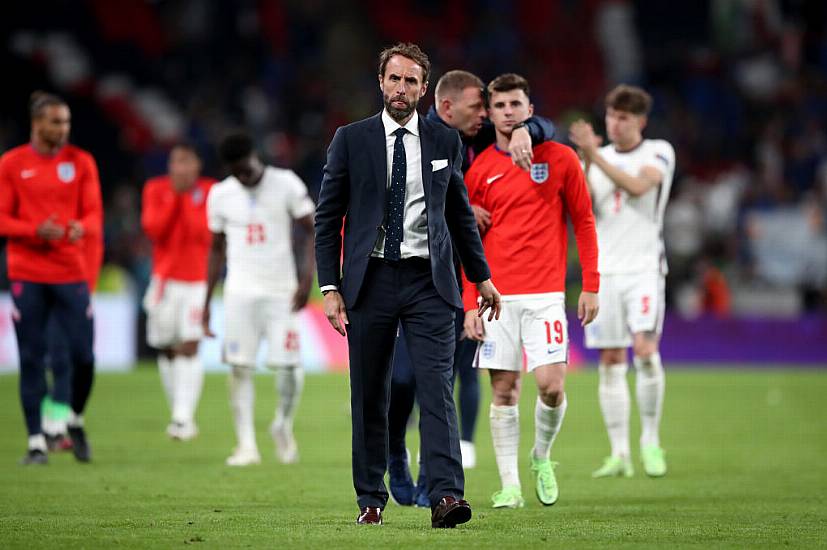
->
xmin=431 ymin=496 xmax=472 ymax=528
xmin=356 ymin=507 xmax=383 ymax=525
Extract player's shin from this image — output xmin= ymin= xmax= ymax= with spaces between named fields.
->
xmin=634 ymin=352 xmax=664 ymax=448
xmin=229 ymin=366 xmax=257 ymax=451
xmin=490 ymin=404 xmax=520 ymax=489
xmin=273 ymin=365 xmax=304 ymax=430
xmin=533 ymin=394 xmax=567 ymax=460
xmin=598 ymin=363 xmax=631 ymax=458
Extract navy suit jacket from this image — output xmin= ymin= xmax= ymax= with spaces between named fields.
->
xmin=315 ymin=111 xmax=490 ymax=309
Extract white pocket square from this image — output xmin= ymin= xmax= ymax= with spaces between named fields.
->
xmin=431 ymin=159 xmax=448 ymax=172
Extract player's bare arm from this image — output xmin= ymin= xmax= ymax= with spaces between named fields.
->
xmin=292 ymin=213 xmax=316 ymax=312
xmin=578 ymin=291 xmax=599 ymax=327
xmin=323 ymin=290 xmax=348 ymax=337
xmin=507 ymin=125 xmax=534 ymax=171
xmin=202 ymin=231 xmax=226 ymax=338
xmin=569 ymin=119 xmax=661 ymax=196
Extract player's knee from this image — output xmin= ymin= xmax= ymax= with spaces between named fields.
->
xmin=490 ymin=382 xmax=519 ymax=406
xmin=600 ymin=348 xmax=626 ymax=365
xmin=176 ymin=341 xmax=199 ymax=357
xmin=633 ymin=351 xmax=663 ymax=376
xmin=537 ymin=378 xmax=565 ymax=406
xmin=632 ymin=333 xmax=658 ymax=359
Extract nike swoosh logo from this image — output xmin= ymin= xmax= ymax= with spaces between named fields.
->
xmin=21 ymin=169 xmax=36 ymax=179
xmin=486 ymin=174 xmax=504 ymax=184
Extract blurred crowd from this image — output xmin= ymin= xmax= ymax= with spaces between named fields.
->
xmin=1 ymin=0 xmax=826 ymax=317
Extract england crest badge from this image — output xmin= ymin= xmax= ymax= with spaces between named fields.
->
xmin=530 ymin=162 xmax=548 ymax=184
xmin=57 ymin=162 xmax=76 ymax=183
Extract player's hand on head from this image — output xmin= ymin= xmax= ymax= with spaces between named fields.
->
xmin=36 ymin=214 xmax=65 ymax=241
xmin=578 ymin=291 xmax=599 ymax=327
xmin=508 ymin=126 xmax=533 ymax=171
xmin=66 ymin=220 xmax=85 ymax=242
xmin=476 ymin=279 xmax=502 ymax=321
xmin=472 ymin=205 xmax=492 ymax=234
xmin=463 ymin=310 xmax=485 ymax=341
xmin=323 ymin=290 xmax=348 ymax=337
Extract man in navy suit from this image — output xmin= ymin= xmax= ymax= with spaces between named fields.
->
xmin=315 ymin=42 xmax=501 ymax=528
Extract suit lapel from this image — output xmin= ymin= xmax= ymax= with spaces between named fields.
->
xmin=368 ymin=113 xmax=387 ymax=203
xmin=418 ymin=116 xmax=434 ymax=203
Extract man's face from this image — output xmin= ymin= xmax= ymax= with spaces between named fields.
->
xmin=444 ymin=86 xmax=486 ymax=137
xmin=168 ymin=147 xmax=201 ymax=191
xmin=228 ymin=154 xmax=264 ymax=187
xmin=488 ymin=89 xmax=533 ymax=135
xmin=605 ymin=107 xmax=646 ymax=146
xmin=379 ymin=55 xmax=428 ymax=122
xmin=33 ymin=104 xmax=71 ymax=149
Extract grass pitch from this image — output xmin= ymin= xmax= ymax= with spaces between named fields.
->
xmin=0 ymin=365 xmax=825 ymax=548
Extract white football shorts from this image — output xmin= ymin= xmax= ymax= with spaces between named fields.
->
xmin=475 ymin=293 xmax=569 ymax=372
xmin=584 ymin=271 xmax=665 ymax=349
xmin=223 ymin=292 xmax=300 ymax=368
xmin=143 ymin=277 xmax=206 ymax=348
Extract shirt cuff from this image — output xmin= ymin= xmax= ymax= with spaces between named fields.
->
xmin=319 ymin=285 xmax=338 ymax=293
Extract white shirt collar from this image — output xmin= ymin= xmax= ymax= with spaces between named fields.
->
xmin=381 ymin=109 xmax=420 ymax=137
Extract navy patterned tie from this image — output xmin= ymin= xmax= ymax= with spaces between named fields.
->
xmin=384 ymin=127 xmax=407 ymax=261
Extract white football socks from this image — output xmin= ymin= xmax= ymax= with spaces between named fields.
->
xmin=273 ymin=366 xmax=304 ymax=430
xmin=158 ymin=354 xmax=174 ymax=411
xmin=532 ymin=394 xmax=567 ymax=460
xmin=634 ymin=353 xmax=665 ymax=449
xmin=171 ymin=354 xmax=204 ymax=426
xmin=229 ymin=366 xmax=257 ymax=451
xmin=490 ymin=404 xmax=520 ymax=489
xmin=598 ymin=363 xmax=631 ymax=458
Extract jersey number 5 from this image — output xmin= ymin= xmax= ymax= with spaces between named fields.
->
xmin=246 ymin=223 xmax=266 ymax=244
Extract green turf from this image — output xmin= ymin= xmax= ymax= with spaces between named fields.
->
xmin=0 ymin=366 xmax=825 ymax=548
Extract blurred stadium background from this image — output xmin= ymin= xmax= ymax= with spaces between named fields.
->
xmin=2 ymin=0 xmax=826 ymax=371
xmin=0 ymin=1 xmax=826 ymax=547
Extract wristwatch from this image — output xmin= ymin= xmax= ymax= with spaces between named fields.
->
xmin=512 ymin=121 xmax=527 ymax=131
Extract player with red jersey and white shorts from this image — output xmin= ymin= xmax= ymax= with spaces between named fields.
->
xmin=570 ymin=84 xmax=675 ymax=479
xmin=141 ymin=144 xmax=216 ymax=441
xmin=203 ymin=133 xmax=315 ymax=467
xmin=463 ymin=74 xmax=599 ymax=509
xmin=0 ymin=92 xmax=103 ymax=465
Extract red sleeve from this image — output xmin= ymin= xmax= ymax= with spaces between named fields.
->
xmin=77 ymin=154 xmax=103 ymax=238
xmin=562 ymin=148 xmax=600 ymax=293
xmin=141 ymin=179 xmax=180 ymax=241
xmin=0 ymin=155 xmax=38 ymax=238
xmin=85 ymin=232 xmax=104 ymax=292
xmin=462 ymin=268 xmax=479 ymax=312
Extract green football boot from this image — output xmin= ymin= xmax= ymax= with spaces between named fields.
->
xmin=529 ymin=453 xmax=559 ymax=506
xmin=592 ymin=456 xmax=634 ymax=478
xmin=641 ymin=445 xmax=667 ymax=477
xmin=491 ymin=485 xmax=525 ymax=509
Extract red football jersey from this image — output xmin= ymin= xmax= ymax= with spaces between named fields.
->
xmin=141 ymin=175 xmax=215 ymax=281
xmin=0 ymin=144 xmax=103 ymax=284
xmin=462 ymin=141 xmax=599 ymax=311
